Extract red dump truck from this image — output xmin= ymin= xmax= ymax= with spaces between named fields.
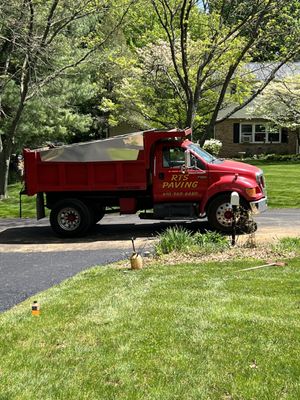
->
xmin=22 ymin=128 xmax=267 ymax=237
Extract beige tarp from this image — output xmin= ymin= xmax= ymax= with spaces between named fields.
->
xmin=39 ymin=131 xmax=145 ymax=162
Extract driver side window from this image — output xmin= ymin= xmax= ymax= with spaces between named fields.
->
xmin=163 ymin=147 xmax=185 ymax=168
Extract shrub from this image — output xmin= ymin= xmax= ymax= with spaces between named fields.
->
xmin=155 ymin=226 xmax=193 ymax=255
xmin=193 ymin=231 xmax=229 ymax=251
xmin=250 ymin=153 xmax=300 ymax=162
xmin=203 ymin=139 xmax=222 ymax=156
xmin=155 ymin=227 xmax=229 ymax=255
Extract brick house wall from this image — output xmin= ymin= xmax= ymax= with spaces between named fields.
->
xmin=215 ymin=118 xmax=298 ymax=158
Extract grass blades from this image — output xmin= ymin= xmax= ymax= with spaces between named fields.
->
xmin=253 ymin=162 xmax=300 ymax=208
xmin=0 ymin=257 xmax=300 ymax=399
xmin=0 ymin=183 xmax=36 ymax=218
xmin=275 ymin=236 xmax=300 ymax=252
xmin=154 ymin=226 xmax=193 ymax=254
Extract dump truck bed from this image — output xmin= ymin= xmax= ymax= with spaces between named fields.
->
xmin=23 ymin=129 xmax=191 ymax=196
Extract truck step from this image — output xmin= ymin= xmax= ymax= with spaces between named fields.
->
xmin=139 ymin=212 xmax=197 ymax=221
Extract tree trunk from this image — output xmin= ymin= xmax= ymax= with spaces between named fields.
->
xmin=0 ymin=99 xmax=26 ymax=198
xmin=296 ymin=127 xmax=300 ymax=154
xmin=196 ymin=122 xmax=214 ymax=146
xmin=0 ymin=135 xmax=13 ymax=199
xmin=185 ymin=102 xmax=197 ymax=138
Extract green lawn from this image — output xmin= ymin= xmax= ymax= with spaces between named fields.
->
xmin=1 ymin=256 xmax=300 ymax=399
xmin=0 ymin=182 xmax=36 ymax=218
xmin=252 ymin=162 xmax=300 ymax=208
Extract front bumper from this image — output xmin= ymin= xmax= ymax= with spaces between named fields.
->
xmin=250 ymin=197 xmax=268 ymax=214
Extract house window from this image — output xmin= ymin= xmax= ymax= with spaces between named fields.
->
xmin=241 ymin=124 xmax=253 ymax=143
xmin=269 ymin=130 xmax=280 ymax=142
xmin=254 ymin=124 xmax=266 ymax=142
xmin=240 ymin=123 xmax=281 ymax=143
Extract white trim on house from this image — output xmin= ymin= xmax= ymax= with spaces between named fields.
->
xmin=239 ymin=122 xmax=282 ymax=144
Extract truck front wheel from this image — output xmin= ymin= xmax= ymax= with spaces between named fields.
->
xmin=50 ymin=198 xmax=92 ymax=237
xmin=207 ymin=194 xmax=254 ymax=233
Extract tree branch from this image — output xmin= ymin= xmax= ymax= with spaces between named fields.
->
xmin=41 ymin=0 xmax=59 ymax=46
xmin=160 ymin=66 xmax=186 ymax=105
xmin=151 ymin=0 xmax=188 ymax=100
xmin=179 ymin=0 xmax=191 ymax=91
xmin=26 ymin=0 xmax=136 ymax=101
xmin=46 ymin=1 xmax=103 ymax=45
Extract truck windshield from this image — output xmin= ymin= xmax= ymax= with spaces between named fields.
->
xmin=188 ymin=143 xmax=218 ymax=164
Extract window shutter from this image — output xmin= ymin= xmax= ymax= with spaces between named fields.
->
xmin=233 ymin=123 xmax=240 ymax=143
xmin=281 ymin=127 xmax=288 ymax=143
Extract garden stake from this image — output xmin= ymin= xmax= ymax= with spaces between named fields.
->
xmin=230 ymin=192 xmax=240 ymax=246
xmin=236 ymin=261 xmax=286 ymax=272
xmin=131 ymin=237 xmax=136 ymax=253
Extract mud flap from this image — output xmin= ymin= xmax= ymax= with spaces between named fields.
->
xmin=36 ymin=192 xmax=45 ymax=220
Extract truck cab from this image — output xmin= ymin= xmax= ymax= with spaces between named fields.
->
xmin=149 ymin=138 xmax=267 ymax=231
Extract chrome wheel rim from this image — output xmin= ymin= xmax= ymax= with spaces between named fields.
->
xmin=57 ymin=207 xmax=81 ymax=231
xmin=216 ymin=202 xmax=234 ymax=227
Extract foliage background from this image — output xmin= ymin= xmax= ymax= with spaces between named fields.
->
xmin=1 ymin=0 xmax=300 ymax=196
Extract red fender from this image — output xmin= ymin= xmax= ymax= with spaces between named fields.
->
xmin=199 ymin=175 xmax=258 ymax=214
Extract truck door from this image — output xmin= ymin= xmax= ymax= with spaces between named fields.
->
xmin=152 ymin=144 xmax=209 ymax=203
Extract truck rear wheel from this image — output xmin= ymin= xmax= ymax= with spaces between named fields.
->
xmin=207 ymin=194 xmax=254 ymax=233
xmin=50 ymin=198 xmax=92 ymax=237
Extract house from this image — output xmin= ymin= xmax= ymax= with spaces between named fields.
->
xmin=215 ymin=62 xmax=300 ymax=158
xmin=215 ymin=105 xmax=298 ymax=158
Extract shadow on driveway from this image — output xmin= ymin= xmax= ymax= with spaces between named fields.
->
xmin=0 ymin=219 xmax=211 ymax=245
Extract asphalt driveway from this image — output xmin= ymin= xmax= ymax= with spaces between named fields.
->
xmin=0 ymin=210 xmax=299 ymax=313
xmin=0 ymin=249 xmax=125 ymax=312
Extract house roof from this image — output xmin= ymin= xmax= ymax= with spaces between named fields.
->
xmin=217 ymin=61 xmax=300 ymax=121
xmin=216 ymin=102 xmax=259 ymax=121
xmin=246 ymin=62 xmax=300 ymax=81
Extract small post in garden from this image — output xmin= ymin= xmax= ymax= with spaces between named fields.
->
xmin=31 ymin=300 xmax=41 ymax=316
xmin=230 ymin=191 xmax=240 ymax=246
xmin=130 ymin=237 xmax=143 ymax=270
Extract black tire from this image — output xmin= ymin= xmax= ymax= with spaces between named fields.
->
xmin=50 ymin=198 xmax=93 ymax=237
xmin=207 ymin=194 xmax=252 ymax=233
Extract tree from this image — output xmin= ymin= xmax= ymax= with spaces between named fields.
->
xmin=97 ymin=40 xmax=188 ymax=130
xmin=248 ymin=75 xmax=300 ymax=148
xmin=143 ymin=0 xmax=300 ymax=142
xmin=0 ymin=0 xmax=135 ymax=198
xmin=4 ymin=71 xmax=96 ymax=151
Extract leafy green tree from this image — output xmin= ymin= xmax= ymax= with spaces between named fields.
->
xmin=149 ymin=0 xmax=300 ymax=142
xmin=0 ymin=0 xmax=135 ymax=198
xmin=4 ymin=73 xmax=95 ymax=151
xmin=102 ymin=1 xmax=300 ymax=143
